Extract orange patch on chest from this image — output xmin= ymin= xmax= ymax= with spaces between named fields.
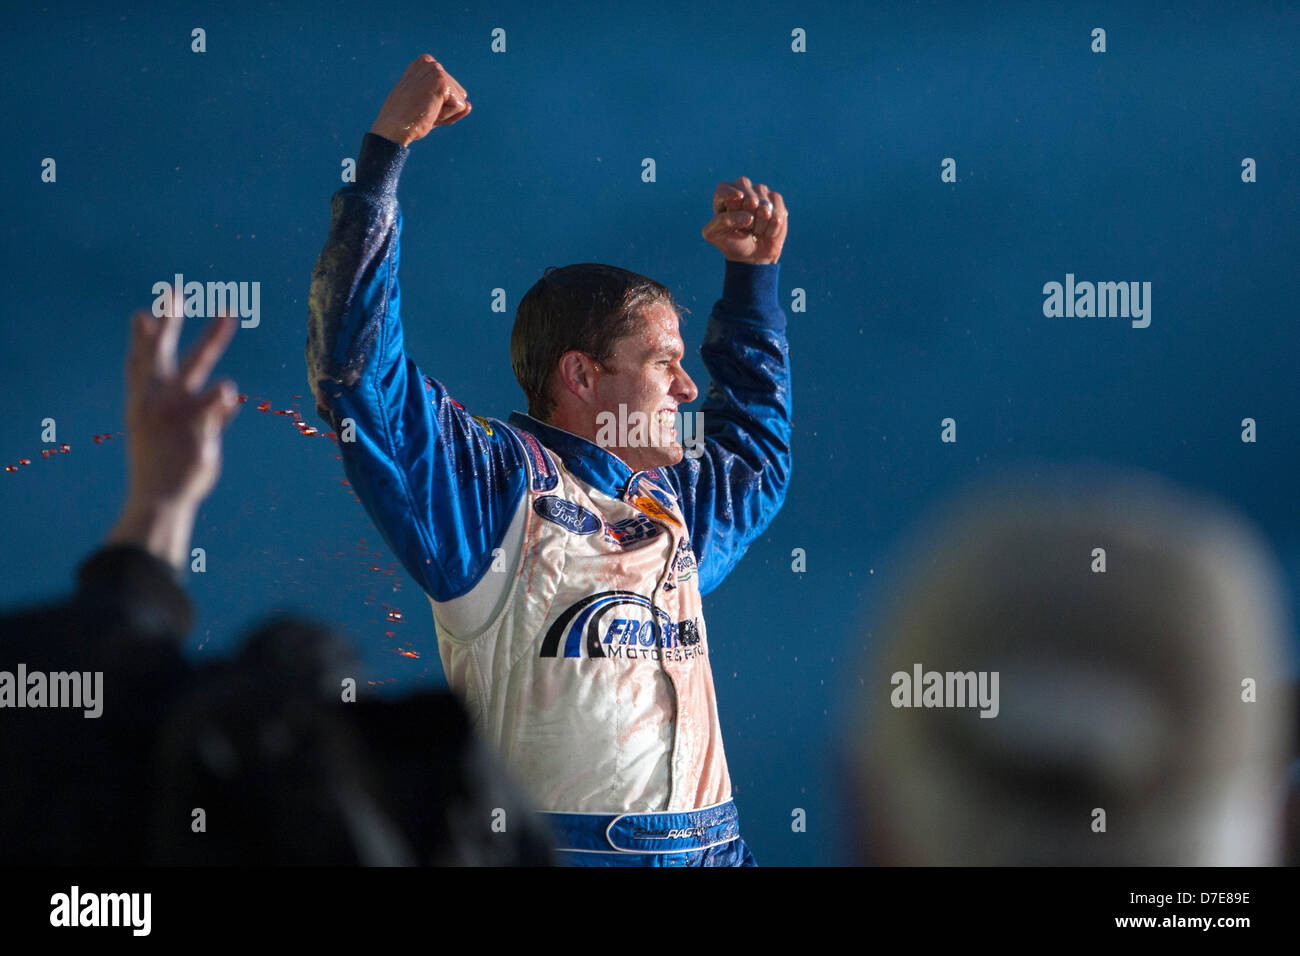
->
xmin=633 ymin=495 xmax=681 ymax=526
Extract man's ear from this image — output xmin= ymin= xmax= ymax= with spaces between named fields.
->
xmin=556 ymin=351 xmax=599 ymax=403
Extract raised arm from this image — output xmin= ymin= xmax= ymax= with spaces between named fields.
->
xmin=305 ymin=55 xmax=526 ymax=603
xmin=664 ymin=178 xmax=792 ymax=595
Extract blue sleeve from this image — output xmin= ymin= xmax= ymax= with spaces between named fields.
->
xmin=663 ymin=261 xmax=792 ymax=596
xmin=305 ymin=133 xmax=526 ymax=602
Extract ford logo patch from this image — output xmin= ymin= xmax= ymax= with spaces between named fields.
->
xmin=534 ymin=495 xmax=602 ymax=535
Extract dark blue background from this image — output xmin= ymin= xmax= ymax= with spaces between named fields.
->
xmin=2 ymin=1 xmax=1297 ymax=865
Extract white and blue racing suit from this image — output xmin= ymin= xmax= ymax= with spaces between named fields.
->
xmin=306 ymin=133 xmax=791 ymax=866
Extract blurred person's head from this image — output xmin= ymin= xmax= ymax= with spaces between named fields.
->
xmin=847 ymin=464 xmax=1294 ymax=865
xmin=512 ymin=264 xmax=697 ymax=471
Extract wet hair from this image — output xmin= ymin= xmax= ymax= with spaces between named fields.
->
xmin=511 ymin=263 xmax=687 ymax=421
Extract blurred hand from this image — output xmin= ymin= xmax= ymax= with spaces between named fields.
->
xmin=701 ymin=176 xmax=788 ymax=265
xmin=107 ymin=289 xmax=241 ymax=569
xmin=124 ymin=289 xmax=241 ymax=510
xmin=370 ymin=54 xmax=471 ymax=146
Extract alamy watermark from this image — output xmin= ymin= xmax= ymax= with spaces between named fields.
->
xmin=890 ymin=663 xmax=999 ymax=718
xmin=50 ymin=886 xmax=150 ymax=935
xmin=594 ymin=404 xmax=704 ymax=459
xmin=152 ymin=273 xmax=260 ymax=327
xmin=1042 ymin=273 xmax=1151 ymax=328
xmin=0 ymin=664 xmax=103 ymax=718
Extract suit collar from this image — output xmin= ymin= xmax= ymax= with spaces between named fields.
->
xmin=506 ymin=411 xmax=673 ymax=501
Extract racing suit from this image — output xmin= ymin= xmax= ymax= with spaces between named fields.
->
xmin=306 ymin=133 xmax=791 ymax=865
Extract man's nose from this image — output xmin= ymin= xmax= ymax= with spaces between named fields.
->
xmin=676 ymin=367 xmax=698 ymax=403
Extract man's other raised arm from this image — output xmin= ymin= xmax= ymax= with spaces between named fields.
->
xmin=305 ymin=56 xmax=525 ymax=603
xmin=665 ymin=177 xmax=792 ymax=596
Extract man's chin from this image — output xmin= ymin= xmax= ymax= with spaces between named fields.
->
xmin=625 ymin=443 xmax=683 ymax=472
xmin=655 ymin=433 xmax=685 ymax=464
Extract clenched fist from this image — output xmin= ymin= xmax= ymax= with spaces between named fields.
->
xmin=701 ymin=176 xmax=788 ymax=265
xmin=370 ymin=54 xmax=471 ymax=147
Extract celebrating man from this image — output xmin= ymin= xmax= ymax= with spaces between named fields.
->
xmin=306 ymin=54 xmax=792 ymax=866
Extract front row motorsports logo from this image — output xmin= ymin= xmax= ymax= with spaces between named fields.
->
xmin=541 ymin=590 xmax=702 ymax=660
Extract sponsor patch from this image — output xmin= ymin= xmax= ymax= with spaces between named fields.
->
xmin=539 ymin=589 xmax=704 ymax=660
xmin=507 ymin=425 xmax=559 ymax=492
xmin=603 ymin=514 xmax=661 ymax=547
xmin=639 ymin=479 xmax=676 ymax=512
xmin=534 ymin=495 xmax=602 ymax=535
xmin=673 ymin=537 xmax=698 ymax=580
xmin=633 ymin=494 xmax=681 ymax=526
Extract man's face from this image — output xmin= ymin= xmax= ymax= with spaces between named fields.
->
xmin=591 ymin=301 xmax=698 ymax=471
